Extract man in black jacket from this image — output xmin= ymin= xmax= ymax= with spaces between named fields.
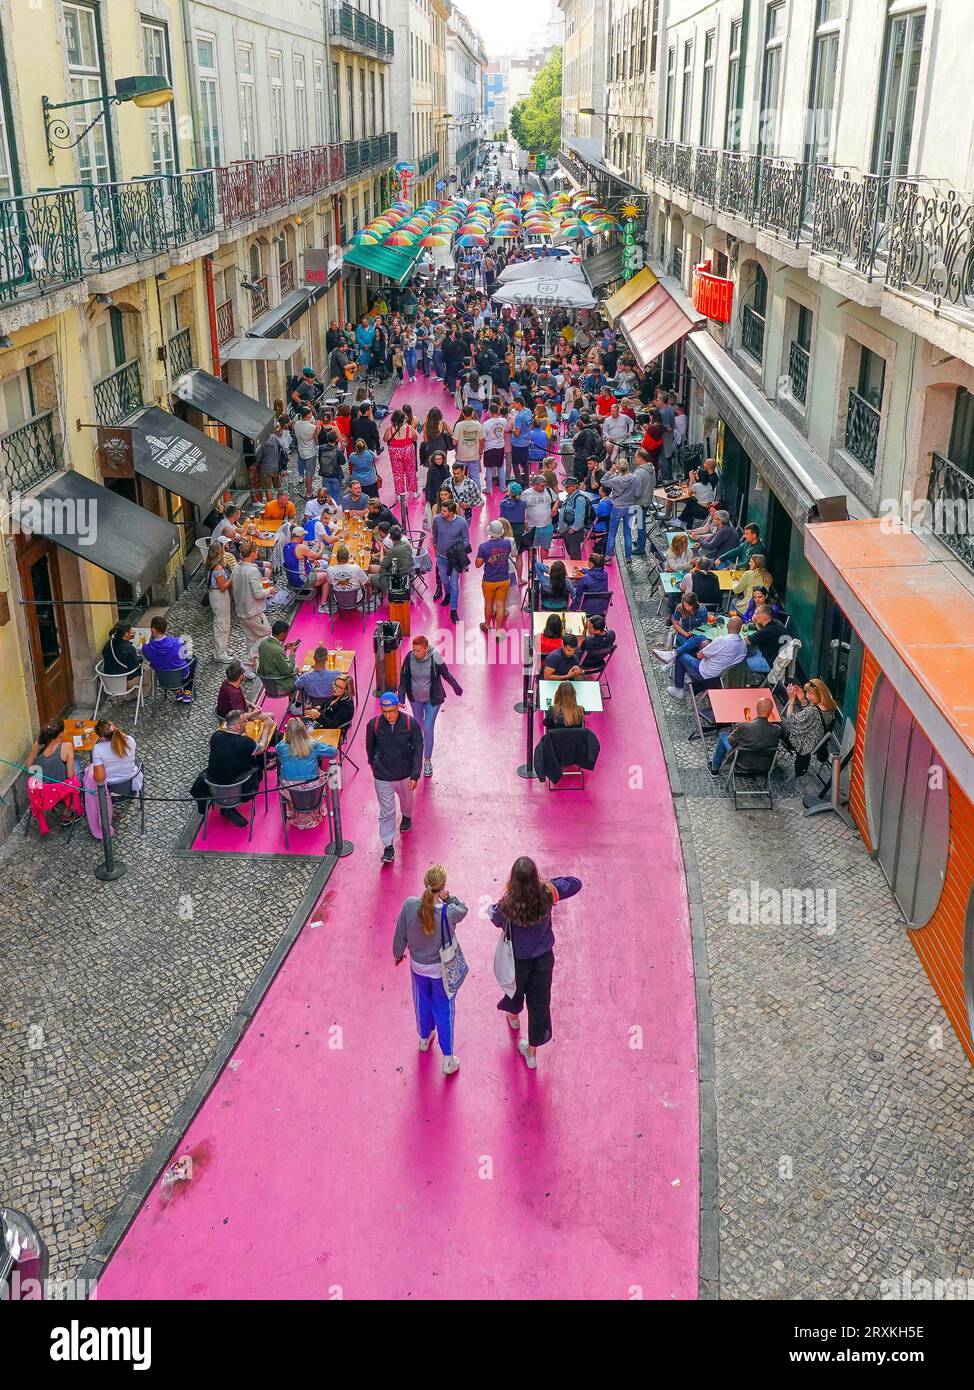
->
xmin=708 ymin=696 xmax=781 ymax=778
xmin=355 ymin=403 xmax=382 ymax=456
xmin=366 ymin=692 xmax=424 ymax=863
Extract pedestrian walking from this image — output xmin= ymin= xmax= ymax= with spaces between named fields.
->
xmin=366 ymin=691 xmax=424 ymax=864
xmin=393 ymin=864 xmax=467 ymax=1075
xmin=398 ymin=633 xmax=463 ymax=778
xmin=475 ymin=519 xmax=513 ymax=637
xmin=432 ymin=498 xmax=471 ymax=624
xmin=490 ymin=858 xmax=582 ymax=1069
xmin=384 ymin=409 xmax=419 ymax=499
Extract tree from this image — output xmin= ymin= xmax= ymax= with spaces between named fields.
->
xmin=509 ymin=46 xmax=562 ymax=155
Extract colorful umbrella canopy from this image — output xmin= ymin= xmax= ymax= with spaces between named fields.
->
xmin=420 ymin=234 xmax=450 ymax=247
xmin=456 ymin=234 xmax=487 ymax=247
xmin=385 ymin=230 xmax=417 ymax=246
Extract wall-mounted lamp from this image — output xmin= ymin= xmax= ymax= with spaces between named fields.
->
xmin=42 ymin=75 xmax=174 ymax=165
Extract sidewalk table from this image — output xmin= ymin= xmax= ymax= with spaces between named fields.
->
xmin=62 ymin=718 xmax=97 ymax=753
xmin=705 ymin=689 xmax=780 ymax=726
xmin=538 ymin=679 xmax=603 ymax=713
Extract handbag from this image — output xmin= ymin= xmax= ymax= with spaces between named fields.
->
xmin=493 ymin=922 xmax=517 ymax=998
xmin=438 ymin=903 xmax=469 ymax=999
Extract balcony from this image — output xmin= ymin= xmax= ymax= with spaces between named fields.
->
xmin=0 ymin=190 xmax=83 ymax=305
xmin=788 ymin=340 xmax=810 ymax=406
xmin=279 ymin=259 xmax=295 ymax=296
xmin=167 ymin=326 xmax=193 ymax=379
xmin=740 ymin=304 xmax=765 ymax=364
xmin=418 ymin=150 xmax=439 ymax=178
xmin=0 ymin=409 xmax=64 ymax=493
xmin=844 ymin=388 xmax=881 ymax=474
xmin=82 ymin=173 xmax=216 ymax=273
xmin=457 ymin=138 xmax=479 ymax=167
xmin=93 ymin=358 xmax=145 ymax=426
xmin=328 ymin=3 xmax=395 ymax=61
xmin=927 ymin=452 xmax=974 ymax=572
xmin=217 ymin=144 xmax=346 ymax=228
xmin=342 ymin=133 xmax=397 ymax=180
xmin=250 ymin=276 xmax=270 ymax=318
xmin=215 ymin=298 xmax=235 ymax=347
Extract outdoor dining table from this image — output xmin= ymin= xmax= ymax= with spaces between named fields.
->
xmin=705 ymin=689 xmax=780 ymax=726
xmin=538 ymin=679 xmax=604 ymax=713
xmin=660 ymin=569 xmax=743 ymax=594
xmin=61 ymin=718 xmax=97 ymax=753
xmin=654 ymin=486 xmax=692 ymax=519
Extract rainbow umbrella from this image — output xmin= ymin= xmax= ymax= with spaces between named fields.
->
xmin=456 ymin=233 xmax=487 ymax=247
xmin=560 ymin=223 xmax=594 ymax=240
xmin=385 ymin=231 xmax=417 ymax=246
xmin=420 ymin=234 xmax=450 ymax=247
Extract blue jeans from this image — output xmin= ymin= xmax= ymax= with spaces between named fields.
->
xmin=411 ymin=971 xmax=454 ymax=1054
xmin=404 ymin=348 xmax=417 ymax=378
xmin=419 ymin=343 xmax=430 ymax=376
xmin=321 ymin=476 xmax=342 ymax=502
xmin=606 ymin=506 xmax=633 ymax=561
xmin=444 ymin=362 xmax=458 ymax=393
xmin=746 ymin=652 xmax=770 ymax=674
xmin=674 ymin=633 xmax=708 ymax=689
xmin=410 ymin=699 xmax=441 ymax=758
xmin=436 ymin=555 xmax=460 ymax=607
xmin=635 ymin=506 xmax=650 ymax=554
xmin=712 ymin=729 xmax=733 ymax=770
xmin=432 ymin=347 xmax=445 ymax=379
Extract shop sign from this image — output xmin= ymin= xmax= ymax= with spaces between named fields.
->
xmin=621 ymin=203 xmax=640 ymax=281
xmin=96 ymin=425 xmax=134 ymax=479
xmin=692 ymin=260 xmax=734 ymax=323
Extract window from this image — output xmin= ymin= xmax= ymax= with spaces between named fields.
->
xmin=857 ymin=346 xmax=886 ymax=411
xmin=872 ymin=8 xmax=925 ymax=181
xmin=760 ymin=3 xmax=785 ymax=156
xmin=0 ymin=22 xmax=16 ymax=197
xmin=294 ymin=55 xmax=309 ymax=149
xmin=806 ymin=0 xmax=841 ymax=165
xmin=359 ymin=70 xmax=367 ymax=139
xmin=238 ymin=44 xmax=258 ymax=160
xmin=314 ymin=61 xmax=326 ymax=143
xmin=64 ymin=2 xmax=110 ymax=183
xmin=379 ymin=73 xmax=386 ymax=131
xmin=948 ymin=388 xmax=974 ymax=476
xmin=331 ymin=62 xmax=341 ymax=140
xmin=346 ymin=66 xmax=355 ymax=139
xmin=141 ymin=20 xmax=176 ymax=175
xmin=700 ymin=31 xmax=716 ymax=146
xmin=725 ymin=19 xmax=742 ymax=151
xmin=269 ymin=51 xmax=286 ymax=155
xmin=664 ymin=47 xmax=676 ymax=139
xmin=370 ymin=72 xmax=376 ymax=137
xmin=196 ymin=36 xmax=222 ymax=166
xmin=680 ymin=41 xmax=693 ymax=141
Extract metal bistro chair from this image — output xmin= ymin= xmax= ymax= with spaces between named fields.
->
xmin=721 ymin=744 xmax=782 ymax=811
xmin=201 ymin=774 xmax=258 ymax=842
xmin=106 ymin=761 xmax=147 ymax=835
xmin=577 ymin=588 xmax=613 ymax=619
xmin=153 ymin=663 xmax=197 ymax=717
xmin=586 ymin=644 xmax=618 ymax=700
xmin=193 ymin=535 xmax=212 ymax=595
xmin=329 ymin=583 xmax=370 ymax=631
xmin=277 ymin=776 xmax=329 ymax=850
xmin=93 ymin=661 xmax=147 ymax=726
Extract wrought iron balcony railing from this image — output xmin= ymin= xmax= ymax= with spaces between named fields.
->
xmin=218 ymin=144 xmax=346 ymax=228
xmin=80 ymin=173 xmax=217 ymax=273
xmin=886 ymin=179 xmax=974 ymax=314
xmin=927 ymin=452 xmax=974 ymax=571
xmin=93 ymin=358 xmax=145 ymax=426
xmin=418 ymin=150 xmax=439 ymax=178
xmin=329 ymin=3 xmax=394 ymax=60
xmin=0 ymin=189 xmax=82 ymax=304
xmin=215 ymin=298 xmax=235 ymax=347
xmin=250 ymin=275 xmax=269 ymax=319
xmin=740 ymin=304 xmax=765 ymax=364
xmin=0 ymin=409 xmax=64 ymax=493
xmin=811 ymin=166 xmax=888 ymax=280
xmin=457 ymin=138 xmax=479 ymax=167
xmin=279 ymin=259 xmax=295 ymax=297
xmin=788 ymin=340 xmax=810 ymax=406
xmin=844 ymin=388 xmax=881 ymax=473
xmin=167 ymin=326 xmax=193 ymax=379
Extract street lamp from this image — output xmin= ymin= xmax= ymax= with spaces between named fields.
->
xmin=42 ymin=75 xmax=174 ymax=166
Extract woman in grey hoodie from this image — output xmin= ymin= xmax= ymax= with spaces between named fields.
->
xmin=393 ymin=864 xmax=467 ymax=1076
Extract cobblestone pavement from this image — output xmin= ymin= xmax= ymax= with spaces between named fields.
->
xmin=626 ymin=550 xmax=974 ymax=1299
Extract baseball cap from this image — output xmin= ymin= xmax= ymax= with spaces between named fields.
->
xmin=302 ymin=366 xmax=315 ymax=376
xmin=379 ymin=691 xmax=400 ymax=707
xmin=507 ymin=481 xmax=523 ymax=495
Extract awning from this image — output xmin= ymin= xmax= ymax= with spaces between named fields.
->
xmin=22 ymin=471 xmax=178 ymax=597
xmin=618 ymin=280 xmax=703 ymax=369
xmin=581 ymin=246 xmax=624 ymax=291
xmin=171 ymin=370 xmax=274 ymax=449
xmin=224 ymin=337 xmax=304 ymax=362
xmin=498 ymin=258 xmax=585 ymax=284
xmin=686 ymin=330 xmax=870 ymax=530
xmin=604 ymin=267 xmax=658 ymax=324
xmin=342 ymin=240 xmax=422 ymax=285
xmin=129 ymin=406 xmax=240 ymax=511
xmin=248 ymin=286 xmax=323 ymax=340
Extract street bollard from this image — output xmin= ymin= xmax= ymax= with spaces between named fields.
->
xmin=92 ymin=764 xmax=126 ymax=881
xmin=516 ymin=687 xmax=536 ymax=780
xmin=324 ymin=775 xmax=354 ymax=858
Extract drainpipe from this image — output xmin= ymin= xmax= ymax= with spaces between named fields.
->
xmin=179 ymin=0 xmax=204 ymax=168
xmin=203 ymin=253 xmax=220 ymax=376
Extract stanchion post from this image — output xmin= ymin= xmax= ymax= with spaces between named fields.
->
xmin=398 ymin=491 xmax=408 ymax=530
xmin=92 ymin=764 xmax=126 ymax=881
xmin=514 ymin=628 xmax=533 ymax=713
xmin=324 ymin=771 xmax=354 ymax=857
xmin=516 ymin=686 xmax=536 ymax=780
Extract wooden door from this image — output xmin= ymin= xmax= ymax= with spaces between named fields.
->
xmin=17 ymin=536 xmax=73 ymax=725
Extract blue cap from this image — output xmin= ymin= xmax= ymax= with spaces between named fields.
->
xmin=379 ymin=691 xmax=400 ymax=707
xmin=508 ymin=481 xmax=523 ymax=495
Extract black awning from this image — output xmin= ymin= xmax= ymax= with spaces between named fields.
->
xmin=581 ymin=246 xmax=624 ymax=290
xmin=26 ymin=472 xmax=179 ymax=597
xmin=171 ymin=369 xmax=274 ymax=448
xmin=130 ymin=407 xmax=241 ymax=511
xmin=248 ymin=285 xmax=323 ymax=340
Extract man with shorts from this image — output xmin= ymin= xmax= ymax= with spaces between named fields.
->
xmin=475 ymin=519 xmax=513 ymax=637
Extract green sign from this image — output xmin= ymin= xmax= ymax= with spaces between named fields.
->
xmin=621 ymin=215 xmax=637 ymax=280
xmin=536 ymin=153 xmax=547 ymax=173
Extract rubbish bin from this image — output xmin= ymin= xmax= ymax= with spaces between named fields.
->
xmin=373 ymin=619 xmax=403 ymax=696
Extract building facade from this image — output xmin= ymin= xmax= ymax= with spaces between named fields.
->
xmin=559 ymin=0 xmax=605 ymax=146
xmin=388 ymin=0 xmax=448 ymax=205
xmin=445 ymin=6 xmax=486 ymax=187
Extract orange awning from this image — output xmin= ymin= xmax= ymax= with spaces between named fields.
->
xmin=618 ymin=282 xmax=704 ymax=368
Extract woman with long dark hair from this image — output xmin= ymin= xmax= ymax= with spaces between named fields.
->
xmin=490 ymin=857 xmax=582 ymax=1069
xmin=419 ymin=406 xmax=453 ymax=470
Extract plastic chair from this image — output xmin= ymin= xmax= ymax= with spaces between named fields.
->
xmin=578 ymin=589 xmax=613 ymax=617
xmin=201 ymin=774 xmax=257 ymax=842
xmin=329 ymin=585 xmax=369 ymax=631
xmin=107 ymin=761 xmax=146 ymax=834
xmin=721 ymin=744 xmax=781 ymax=811
xmin=153 ymin=664 xmax=196 ymax=716
xmin=93 ymin=660 xmax=146 ymax=726
xmin=277 ymin=778 xmax=328 ymax=849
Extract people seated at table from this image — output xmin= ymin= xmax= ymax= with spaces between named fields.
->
xmin=538 ymin=613 xmax=565 ymax=656
xmin=292 ymin=645 xmax=342 ymax=712
xmin=663 ymin=614 xmax=748 ymax=699
xmin=263 ymin=489 xmax=296 ymax=521
xmin=577 ymin=615 xmax=615 ymax=673
xmin=696 ymin=510 xmax=739 ymax=562
xmin=216 ymin=661 xmax=263 ymax=720
xmin=707 ymin=696 xmax=782 ymax=778
xmin=543 ymin=632 xmax=584 ymax=681
xmin=372 ymin=525 xmax=414 ymax=595
xmin=27 ymin=719 xmax=82 ymax=833
xmin=740 ymin=585 xmax=785 ymax=625
xmin=141 ymin=616 xmax=196 ymax=702
xmin=317 ymin=543 xmax=371 ymax=612
xmin=274 ymin=720 xmax=337 ymax=829
xmin=308 ymin=672 xmax=355 ymax=734
xmin=257 ymin=619 xmax=299 ymax=694
xmin=678 ymin=555 xmax=721 ymax=613
xmin=190 ymin=709 xmax=270 ymax=826
xmin=536 ymin=558 xmax=575 ymax=610
xmin=211 ymin=504 xmax=243 ymax=548
xmin=716 ymin=521 xmax=762 ymax=571
xmin=687 ymin=501 xmax=721 ymax=544
xmin=732 ymin=555 xmax=774 ymax=617
xmin=100 ymin=621 xmax=143 ymax=694
xmin=543 ymin=679 xmax=586 ymax=729
xmin=283 ymin=525 xmax=323 ymax=587
xmin=679 ymin=464 xmax=719 ymax=527
xmin=780 ymin=677 xmax=838 ymax=777
xmin=658 ymin=593 xmax=710 ymax=651
xmin=306 ymin=503 xmax=340 ymax=550
xmin=742 ymin=603 xmax=789 ymax=676
xmin=339 ymin=479 xmax=371 ymax=511
xmin=590 ymin=485 xmax=613 ymax=546
xmin=665 ymin=532 xmax=692 ymax=573
xmin=366 ymin=496 xmax=398 ymax=531
xmin=601 ymin=402 xmax=632 ymax=460
xmin=570 ymin=551 xmax=609 ymax=609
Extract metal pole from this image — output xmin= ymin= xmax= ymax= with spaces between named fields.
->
xmin=514 ymin=628 xmax=533 ymax=713
xmin=516 ymin=685 xmax=535 ymax=779
xmin=92 ymin=764 xmax=126 ymax=881
xmin=324 ymin=773 xmax=354 ymax=857
xmin=399 ymin=492 xmax=408 ymax=530
xmin=529 ymin=544 xmax=539 ymax=610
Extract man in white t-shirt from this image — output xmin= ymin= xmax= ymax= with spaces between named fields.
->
xmin=481 ymin=402 xmax=508 ymax=492
xmin=522 ymin=473 xmax=558 ymax=559
xmin=453 ymin=406 xmax=486 ymax=489
xmin=601 ymin=402 xmax=632 ymax=461
xmin=315 ymin=544 xmax=370 ymax=612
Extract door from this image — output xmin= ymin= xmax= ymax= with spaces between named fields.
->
xmin=765 ymin=491 xmax=793 ymax=601
xmin=17 ymin=537 xmax=73 ymax=725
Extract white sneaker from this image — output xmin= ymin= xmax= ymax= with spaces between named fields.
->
xmin=517 ymin=1039 xmax=537 ymax=1069
xmin=653 ymin=647 xmax=675 ymax=664
xmin=418 ymin=1031 xmax=435 ymax=1052
xmin=507 ymin=1012 xmax=521 ymax=1029
xmin=423 ymin=758 xmax=433 ymax=777
xmin=665 ymin=685 xmax=685 ymax=700
xmin=442 ymin=1054 xmax=460 ymax=1075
